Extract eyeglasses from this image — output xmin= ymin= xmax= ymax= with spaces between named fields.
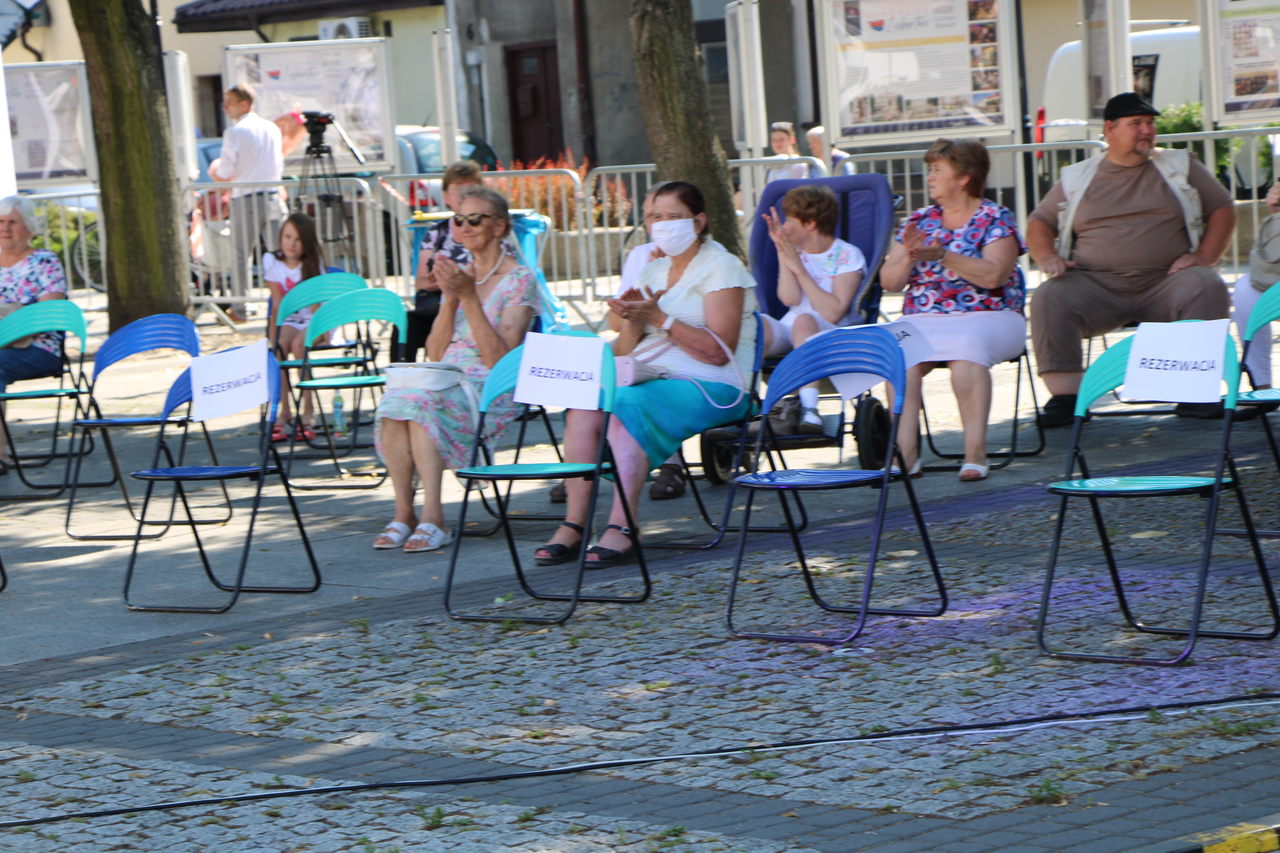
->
xmin=452 ymin=213 xmax=497 ymax=227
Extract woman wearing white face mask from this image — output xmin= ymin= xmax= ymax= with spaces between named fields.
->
xmin=536 ymin=181 xmax=759 ymax=567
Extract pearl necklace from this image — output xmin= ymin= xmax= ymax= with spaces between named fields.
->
xmin=473 ymin=253 xmax=504 ymax=287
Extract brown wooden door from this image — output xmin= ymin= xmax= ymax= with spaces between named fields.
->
xmin=506 ymin=43 xmax=563 ymax=164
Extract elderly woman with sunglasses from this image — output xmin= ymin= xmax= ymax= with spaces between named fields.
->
xmin=372 ymin=186 xmax=539 ymax=553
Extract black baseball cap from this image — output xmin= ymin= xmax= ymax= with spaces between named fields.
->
xmin=1103 ymin=92 xmax=1160 ymax=121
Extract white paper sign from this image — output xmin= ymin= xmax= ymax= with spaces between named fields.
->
xmin=190 ymin=339 xmax=270 ymax=422
xmin=828 ymin=321 xmax=937 ymax=400
xmin=513 ymin=332 xmax=606 ymax=411
xmin=1122 ymin=319 xmax=1230 ymax=403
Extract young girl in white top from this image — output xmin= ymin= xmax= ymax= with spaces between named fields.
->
xmin=760 ymin=184 xmax=866 ymax=431
xmin=264 ymin=213 xmax=324 ymax=441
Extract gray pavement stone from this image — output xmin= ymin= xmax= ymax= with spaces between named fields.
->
xmin=4 ymin=336 xmax=1280 ymax=850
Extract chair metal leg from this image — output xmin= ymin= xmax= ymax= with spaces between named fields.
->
xmin=1037 ymin=477 xmax=1279 ymax=665
xmin=444 ymin=447 xmax=651 ymax=625
xmin=122 ymin=463 xmax=321 ymax=614
xmin=726 ymin=461 xmax=947 ymax=644
xmin=921 ymin=351 xmax=1044 ymax=471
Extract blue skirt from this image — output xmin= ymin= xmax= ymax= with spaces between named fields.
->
xmin=612 ymin=378 xmax=751 ymax=468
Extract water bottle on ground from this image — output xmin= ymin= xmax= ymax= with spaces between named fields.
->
xmin=332 ymin=391 xmax=347 ymax=437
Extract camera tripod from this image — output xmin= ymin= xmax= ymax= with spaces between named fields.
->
xmin=294 ymin=113 xmax=366 ymax=273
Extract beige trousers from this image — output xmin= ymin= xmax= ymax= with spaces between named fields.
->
xmin=1029 ymin=266 xmax=1230 ymax=375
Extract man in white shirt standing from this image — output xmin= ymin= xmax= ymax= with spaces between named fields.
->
xmin=212 ymin=84 xmax=285 ymax=299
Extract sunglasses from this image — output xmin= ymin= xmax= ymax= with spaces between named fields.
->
xmin=770 ymin=121 xmax=795 ymax=132
xmin=452 ymin=213 xmax=497 ymax=227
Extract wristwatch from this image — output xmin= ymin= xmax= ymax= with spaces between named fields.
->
xmin=660 ymin=314 xmax=676 ymax=331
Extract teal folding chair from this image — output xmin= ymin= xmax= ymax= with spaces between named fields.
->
xmin=1235 ymin=283 xmax=1280 ymax=475
xmin=273 ymin=272 xmax=370 ymax=367
xmin=443 ymin=333 xmax=651 ymax=625
xmin=1035 ymin=330 xmax=1280 ymax=665
xmin=274 ymin=272 xmax=372 ymax=447
xmin=283 ymin=288 xmax=407 ymax=489
xmin=725 ymin=326 xmax=947 ymax=645
xmin=0 ymin=300 xmax=90 ymax=499
xmin=122 ymin=349 xmax=321 ymax=613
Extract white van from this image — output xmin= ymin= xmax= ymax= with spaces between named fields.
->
xmin=1038 ymin=25 xmax=1201 ymax=142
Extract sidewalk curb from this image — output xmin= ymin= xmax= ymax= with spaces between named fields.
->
xmin=1135 ymin=815 xmax=1280 ymax=853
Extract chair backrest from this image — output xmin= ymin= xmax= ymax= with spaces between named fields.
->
xmin=1242 ymin=281 xmax=1280 ymax=343
xmin=164 ymin=352 xmax=282 ymax=422
xmin=761 ymin=325 xmax=905 ymax=415
xmin=1077 ymin=326 xmax=1242 ymax=417
xmin=480 ymin=331 xmax=616 ymax=413
xmin=305 ymin=287 xmax=407 ymax=349
xmin=275 ymin=271 xmax=368 ymax=326
xmin=93 ymin=313 xmax=200 ymax=380
xmin=0 ymin=299 xmax=88 ymax=353
xmin=748 ymin=173 xmax=895 ymax=324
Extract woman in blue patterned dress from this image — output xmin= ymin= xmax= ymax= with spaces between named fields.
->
xmin=372 ymin=186 xmax=538 ymax=553
xmin=880 ymin=139 xmax=1026 ymax=482
xmin=0 ymin=196 xmax=69 ymax=471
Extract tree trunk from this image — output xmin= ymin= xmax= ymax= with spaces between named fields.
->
xmin=68 ymin=0 xmax=190 ymax=330
xmin=629 ymin=0 xmax=745 ymax=262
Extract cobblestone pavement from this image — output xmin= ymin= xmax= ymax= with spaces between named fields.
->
xmin=2 ymin=316 xmax=1280 ymax=851
xmin=5 ymin=455 xmax=1280 ymax=850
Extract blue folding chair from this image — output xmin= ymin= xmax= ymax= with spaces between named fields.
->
xmin=651 ymin=312 xmax=809 ymax=550
xmin=0 ymin=300 xmax=91 ymax=498
xmin=121 ymin=349 xmax=321 ymax=613
xmin=443 ymin=333 xmax=651 ymax=625
xmin=725 ymin=326 xmax=947 ymax=645
xmin=1035 ymin=330 xmax=1279 ymax=665
xmin=63 ymin=314 xmax=231 ymax=540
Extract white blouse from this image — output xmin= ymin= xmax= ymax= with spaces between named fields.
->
xmin=635 ymin=239 xmax=759 ymax=386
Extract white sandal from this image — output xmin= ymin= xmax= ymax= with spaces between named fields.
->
xmin=403 ymin=522 xmax=453 ymax=553
xmin=373 ymin=521 xmax=412 ymax=550
xmin=959 ymin=463 xmax=989 ymax=482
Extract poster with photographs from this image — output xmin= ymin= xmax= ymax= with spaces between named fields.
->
xmin=223 ymin=39 xmax=394 ymax=173
xmin=5 ymin=62 xmax=96 ymax=185
xmin=1204 ymin=0 xmax=1280 ymax=126
xmin=821 ymin=0 xmax=1014 ymax=143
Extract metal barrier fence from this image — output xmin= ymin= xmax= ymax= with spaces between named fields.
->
xmin=25 ymin=128 xmax=1280 ymax=323
xmin=839 ymin=139 xmax=1108 ymax=236
xmin=181 ymin=176 xmax=381 ymax=314
xmin=22 ymin=188 xmax=106 ymax=308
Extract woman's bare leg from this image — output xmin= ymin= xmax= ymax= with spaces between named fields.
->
xmin=948 ymin=360 xmax=993 ymax=469
xmin=374 ymin=418 xmax=418 ymax=547
xmin=536 ymin=409 xmax=604 ymax=555
xmin=590 ymin=417 xmax=650 ymax=557
xmin=407 ymin=420 xmax=448 ymax=529
xmin=892 ymin=363 xmax=932 ymax=469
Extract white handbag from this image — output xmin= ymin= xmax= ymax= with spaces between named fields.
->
xmin=384 ymin=362 xmax=481 ymax=428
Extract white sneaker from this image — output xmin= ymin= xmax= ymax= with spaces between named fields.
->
xmin=403 ymin=522 xmax=453 ymax=553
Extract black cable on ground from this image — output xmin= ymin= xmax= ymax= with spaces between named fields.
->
xmin=3 ymin=689 xmax=1278 ymax=829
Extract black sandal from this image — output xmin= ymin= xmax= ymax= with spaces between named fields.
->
xmin=535 ymin=521 xmax=583 ymax=566
xmin=585 ymin=524 xmax=638 ymax=569
xmin=648 ymin=463 xmax=686 ymax=500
